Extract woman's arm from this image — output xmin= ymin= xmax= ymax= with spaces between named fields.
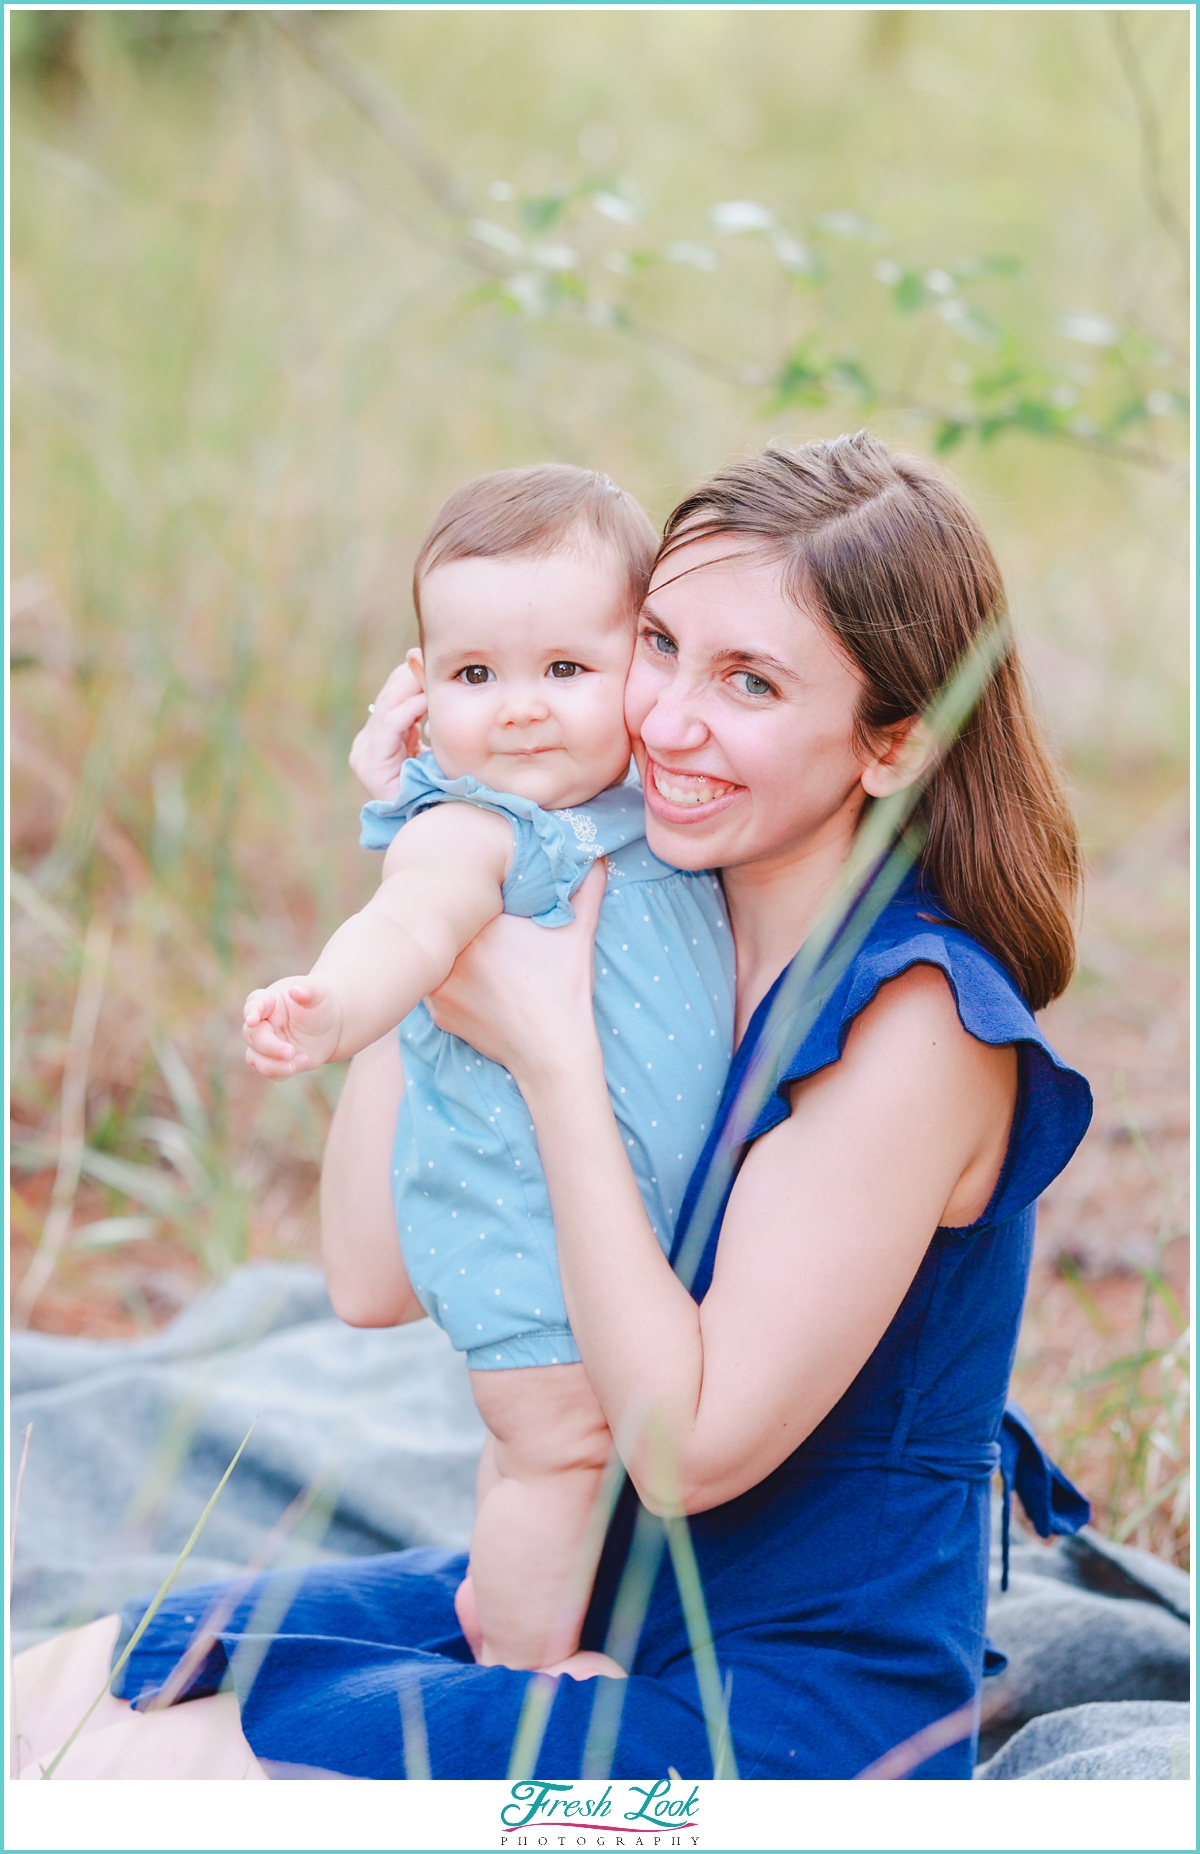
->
xmin=320 ymin=1031 xmax=426 ymax=1327
xmin=427 ymin=880 xmax=1016 ymax=1515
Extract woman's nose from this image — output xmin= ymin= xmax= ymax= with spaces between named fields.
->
xmin=638 ymin=684 xmax=710 ymax=755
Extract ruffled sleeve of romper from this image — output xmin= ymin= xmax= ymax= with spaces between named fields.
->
xmin=741 ymin=879 xmax=1093 ymax=1231
xmin=359 ymin=751 xmax=626 ymax=927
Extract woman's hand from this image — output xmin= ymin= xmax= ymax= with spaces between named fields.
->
xmin=349 ymin=663 xmax=428 ymax=800
xmin=426 ymin=861 xmax=607 ymax=1084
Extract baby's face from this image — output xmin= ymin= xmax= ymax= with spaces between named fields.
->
xmin=412 ymin=546 xmax=635 ymax=808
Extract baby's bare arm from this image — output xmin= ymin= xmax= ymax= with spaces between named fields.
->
xmin=313 ymin=804 xmax=514 ymax=1059
xmin=243 ymin=805 xmax=513 ymax=1075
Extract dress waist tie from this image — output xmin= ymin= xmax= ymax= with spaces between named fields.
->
xmin=796 ymin=1398 xmax=1090 ymax=1591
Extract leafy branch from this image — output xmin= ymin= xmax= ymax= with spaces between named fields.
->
xmin=275 ymin=13 xmax=1187 ymax=477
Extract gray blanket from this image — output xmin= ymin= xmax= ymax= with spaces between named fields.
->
xmin=10 ymin=1264 xmax=1191 ymax=1779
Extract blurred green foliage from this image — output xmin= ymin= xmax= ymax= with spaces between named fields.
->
xmin=9 ymin=11 xmax=1189 ymax=1376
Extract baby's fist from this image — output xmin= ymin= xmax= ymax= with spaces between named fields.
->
xmin=243 ymin=977 xmax=342 ymax=1078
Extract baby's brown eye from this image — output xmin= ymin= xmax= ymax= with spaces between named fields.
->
xmin=458 ymin=665 xmax=493 ymax=685
xmin=548 ymin=661 xmax=582 ymax=678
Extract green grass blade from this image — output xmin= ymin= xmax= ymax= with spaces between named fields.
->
xmin=398 ymin=1666 xmax=432 ymax=1780
xmin=506 ymin=1672 xmax=559 ymax=1782
xmin=40 ymin=1419 xmax=257 ymax=1778
xmin=1110 ymin=1467 xmax=1191 ymax=1544
xmin=581 ymin=1506 xmax=667 ymax=1778
xmin=662 ymin=1513 xmax=737 ymax=1779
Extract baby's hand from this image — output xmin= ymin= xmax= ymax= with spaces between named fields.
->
xmin=349 ymin=663 xmax=428 ymax=801
xmin=243 ymin=978 xmax=345 ymax=1078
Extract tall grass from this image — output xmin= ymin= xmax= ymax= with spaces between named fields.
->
xmin=1013 ymin=1077 xmax=1191 ymax=1567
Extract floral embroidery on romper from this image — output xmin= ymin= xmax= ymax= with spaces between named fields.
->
xmin=557 ymin=810 xmax=601 ymax=857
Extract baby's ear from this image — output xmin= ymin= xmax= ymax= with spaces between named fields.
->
xmin=405 ymin=647 xmax=426 ymax=691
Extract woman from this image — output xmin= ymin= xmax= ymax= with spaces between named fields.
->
xmin=15 ymin=434 xmax=1091 ymax=1780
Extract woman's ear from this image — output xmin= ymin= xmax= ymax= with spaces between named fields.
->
xmin=860 ymin=717 xmax=938 ymax=799
xmin=405 ymin=647 xmax=426 ymax=692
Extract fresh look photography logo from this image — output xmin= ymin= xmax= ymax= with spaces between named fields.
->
xmin=499 ymin=1779 xmax=701 ymax=1846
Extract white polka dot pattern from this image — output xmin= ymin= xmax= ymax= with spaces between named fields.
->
xmin=364 ymin=757 xmax=735 ymax=1372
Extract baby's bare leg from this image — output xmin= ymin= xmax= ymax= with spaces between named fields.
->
xmin=12 ymin=1615 xmax=267 ymax=1779
xmin=467 ymin=1364 xmax=624 ymax=1674
xmin=454 ymin=1434 xmax=502 ymax=1658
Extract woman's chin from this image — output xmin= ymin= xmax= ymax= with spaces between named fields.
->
xmin=643 ymin=797 xmax=746 ymax=868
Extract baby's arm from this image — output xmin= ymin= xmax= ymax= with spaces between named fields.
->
xmin=244 ymin=803 xmax=513 ymax=1077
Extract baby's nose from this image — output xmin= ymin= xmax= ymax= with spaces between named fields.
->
xmin=498 ymin=684 xmax=551 ymax=724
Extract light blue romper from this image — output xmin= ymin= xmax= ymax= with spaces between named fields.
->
xmin=360 ymin=754 xmax=736 ymax=1370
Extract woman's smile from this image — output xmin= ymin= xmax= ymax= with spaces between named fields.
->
xmin=645 ymin=758 xmax=744 ymax=817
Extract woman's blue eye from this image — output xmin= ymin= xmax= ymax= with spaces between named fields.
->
xmin=736 ymin=671 xmax=773 ymax=697
xmin=458 ymin=665 xmax=494 ymax=685
xmin=548 ymin=661 xmax=582 ymax=678
xmin=647 ymin=631 xmax=677 ymax=656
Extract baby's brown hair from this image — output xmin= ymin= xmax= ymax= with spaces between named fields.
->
xmin=413 ymin=465 xmax=659 ymax=638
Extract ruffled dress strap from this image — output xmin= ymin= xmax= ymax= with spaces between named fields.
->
xmin=672 ymin=872 xmax=1094 ymax=1301
xmin=359 ymin=753 xmax=646 ymax=927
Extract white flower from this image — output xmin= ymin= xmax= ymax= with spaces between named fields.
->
xmin=505 ymin=272 xmax=546 ymax=316
xmin=665 ymin=241 xmax=719 ymax=272
xmin=710 ymin=199 xmax=774 ymax=234
xmin=1059 ymin=311 xmax=1119 ymax=348
xmin=469 ymin=219 xmax=522 ymax=259
xmin=528 ymin=242 xmax=579 ymax=272
xmin=814 ymin=209 xmax=876 ymax=239
xmin=593 ymin=191 xmax=640 ymax=225
xmin=771 ymin=233 xmax=813 ymax=273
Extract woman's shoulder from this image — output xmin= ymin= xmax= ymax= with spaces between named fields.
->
xmin=751 ymin=870 xmax=1093 ymax=1228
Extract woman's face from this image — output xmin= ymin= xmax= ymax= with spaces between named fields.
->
xmin=625 ymin=534 xmax=874 ymax=876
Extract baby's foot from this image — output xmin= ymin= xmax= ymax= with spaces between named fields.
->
xmin=542 ymin=1651 xmax=628 ymax=1682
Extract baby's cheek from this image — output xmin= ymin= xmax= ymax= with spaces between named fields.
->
xmin=589 ymin=699 xmax=634 ymax=772
xmin=423 ymin=702 xmax=480 ymax=778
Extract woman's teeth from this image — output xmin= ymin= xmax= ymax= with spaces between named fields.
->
xmin=653 ymin=765 xmax=738 ymax=807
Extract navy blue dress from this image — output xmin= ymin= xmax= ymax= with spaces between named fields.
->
xmin=114 ymin=873 xmax=1092 ymax=1779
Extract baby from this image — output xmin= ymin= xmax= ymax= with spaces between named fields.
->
xmin=244 ymin=466 xmax=734 ymax=1676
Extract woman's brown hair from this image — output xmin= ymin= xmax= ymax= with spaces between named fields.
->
xmin=658 ymin=433 xmax=1079 ymax=1010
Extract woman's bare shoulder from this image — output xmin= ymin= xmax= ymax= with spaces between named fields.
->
xmin=799 ymin=959 xmax=1018 ymax=1226
xmin=842 ymin=958 xmax=1016 ymax=1074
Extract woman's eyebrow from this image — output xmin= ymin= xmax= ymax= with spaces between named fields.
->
xmin=639 ymin=605 xmax=797 ymax=683
xmin=713 ymin=647 xmax=799 ymax=684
